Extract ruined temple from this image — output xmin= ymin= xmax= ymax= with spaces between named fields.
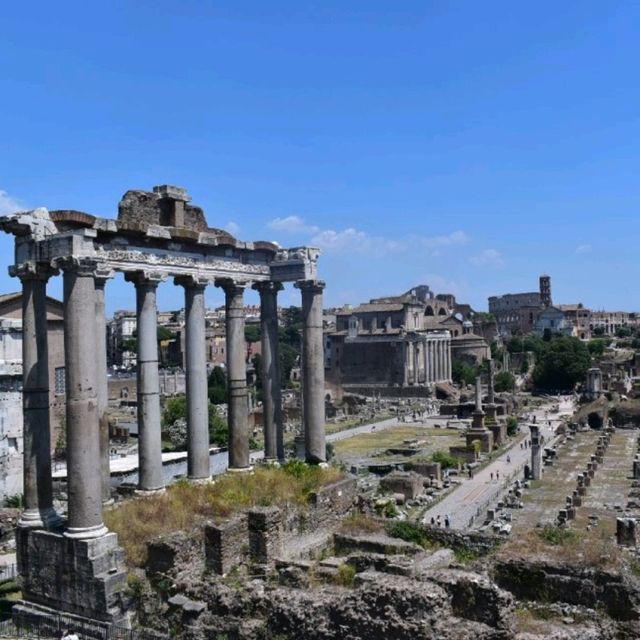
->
xmin=0 ymin=185 xmax=326 ymax=630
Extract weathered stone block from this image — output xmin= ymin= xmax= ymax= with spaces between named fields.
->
xmin=16 ymin=528 xmax=128 ymax=625
xmin=617 ymin=518 xmax=639 ymax=547
xmin=248 ymin=506 xmax=283 ymax=565
xmin=409 ymin=461 xmax=441 ymax=481
xmin=380 ymin=471 xmax=424 ymax=500
xmin=204 ymin=516 xmax=248 ymax=575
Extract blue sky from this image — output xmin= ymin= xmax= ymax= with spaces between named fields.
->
xmin=2 ymin=1 xmax=640 ymax=314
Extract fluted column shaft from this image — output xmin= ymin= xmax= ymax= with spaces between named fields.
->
xmin=176 ymin=277 xmax=210 ymax=479
xmin=16 ymin=266 xmax=59 ymax=529
xmin=94 ymin=273 xmax=112 ymax=503
xmin=126 ymin=272 xmax=165 ymax=492
xmin=296 ymin=280 xmax=326 ymax=464
xmin=254 ymin=282 xmax=283 ymax=461
xmin=218 ymin=280 xmax=250 ymax=470
xmin=62 ymin=260 xmax=107 ymax=538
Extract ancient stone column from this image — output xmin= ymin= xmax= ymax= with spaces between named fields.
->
xmin=94 ymin=270 xmax=113 ymax=504
xmin=15 ymin=264 xmax=60 ymax=529
xmin=176 ymin=276 xmax=210 ymax=480
xmin=295 ymin=280 xmax=326 ymax=464
xmin=446 ymin=338 xmax=452 ymax=381
xmin=217 ymin=280 xmax=250 ymax=470
xmin=253 ymin=281 xmax=284 ymax=461
xmin=436 ymin=339 xmax=442 ymax=382
xmin=62 ymin=259 xmax=108 ymax=538
xmin=487 ymin=358 xmax=496 ymax=405
xmin=427 ymin=340 xmax=433 ymax=383
xmin=125 ymin=271 xmax=165 ymax=492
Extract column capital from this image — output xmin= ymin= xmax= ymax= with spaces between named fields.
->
xmin=252 ymin=281 xmax=283 ymax=295
xmin=94 ymin=265 xmax=115 ymax=288
xmin=215 ymin=278 xmax=247 ymax=295
xmin=174 ymin=274 xmax=209 ymax=290
xmin=10 ymin=262 xmax=58 ymax=282
xmin=124 ymin=270 xmax=167 ymax=287
xmin=294 ymin=279 xmax=325 ymax=293
xmin=57 ymin=256 xmax=100 ymax=277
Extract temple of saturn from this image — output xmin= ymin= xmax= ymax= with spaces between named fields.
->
xmin=0 ymin=185 xmax=325 ymax=628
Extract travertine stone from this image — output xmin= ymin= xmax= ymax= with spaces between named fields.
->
xmin=254 ymin=281 xmax=284 ymax=461
xmin=61 ymin=259 xmax=108 ymax=538
xmin=176 ymin=276 xmax=210 ymax=480
xmin=296 ymin=280 xmax=326 ymax=464
xmin=16 ymin=265 xmax=60 ymax=529
xmin=217 ymin=279 xmax=250 ymax=470
xmin=125 ymin=271 xmax=165 ymax=492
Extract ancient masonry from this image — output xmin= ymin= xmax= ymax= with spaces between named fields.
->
xmin=0 ymin=185 xmax=326 ymax=628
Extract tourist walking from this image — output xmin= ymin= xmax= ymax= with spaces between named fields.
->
xmin=444 ymin=514 xmax=450 ymax=528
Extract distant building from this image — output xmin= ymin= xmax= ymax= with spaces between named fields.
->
xmin=489 ymin=275 xmax=553 ymax=337
xmin=0 ymin=292 xmax=66 ymax=501
xmin=534 ymin=306 xmax=573 ymax=336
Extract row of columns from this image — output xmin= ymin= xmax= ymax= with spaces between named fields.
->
xmin=405 ymin=336 xmax=452 ymax=385
xmin=16 ymin=257 xmax=326 ymax=540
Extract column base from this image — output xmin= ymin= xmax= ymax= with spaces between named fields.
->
xmin=227 ymin=466 xmax=254 ymax=474
xmin=187 ymin=476 xmax=212 ymax=485
xmin=134 ymin=487 xmax=166 ymax=497
xmin=18 ymin=507 xmax=63 ymax=531
xmin=63 ymin=523 xmax=109 ymax=540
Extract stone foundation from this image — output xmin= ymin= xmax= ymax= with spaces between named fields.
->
xmin=465 ymin=429 xmax=493 ymax=454
xmin=16 ymin=528 xmax=129 ymax=626
xmin=487 ymin=423 xmax=507 ymax=448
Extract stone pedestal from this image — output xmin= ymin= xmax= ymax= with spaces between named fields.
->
xmin=466 ymin=428 xmax=493 ymax=454
xmin=15 ymin=528 xmax=129 ymax=627
xmin=617 ymin=518 xmax=639 ymax=547
xmin=485 ymin=403 xmax=498 ymax=424
xmin=487 ymin=422 xmax=506 ymax=448
xmin=248 ymin=506 xmax=283 ymax=565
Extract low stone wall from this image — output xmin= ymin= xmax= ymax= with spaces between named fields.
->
xmin=493 ymin=559 xmax=640 ymax=620
xmin=199 ymin=477 xmax=358 ymax=576
xmin=418 ymin=525 xmax=500 ymax=555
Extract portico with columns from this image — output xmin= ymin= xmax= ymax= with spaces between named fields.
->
xmin=0 ymin=185 xmax=326 ymax=628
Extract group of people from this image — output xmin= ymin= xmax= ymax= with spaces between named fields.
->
xmin=429 ymin=514 xmax=451 ymax=528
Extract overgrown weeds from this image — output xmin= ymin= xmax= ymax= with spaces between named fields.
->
xmin=105 ymin=463 xmax=344 ymax=567
xmin=339 ymin=513 xmax=383 ymax=535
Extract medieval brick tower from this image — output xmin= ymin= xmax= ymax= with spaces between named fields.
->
xmin=539 ymin=274 xmax=552 ymax=309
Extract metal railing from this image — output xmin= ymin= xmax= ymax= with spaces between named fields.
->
xmin=0 ymin=612 xmax=161 ymax=640
xmin=0 ymin=565 xmax=17 ymax=582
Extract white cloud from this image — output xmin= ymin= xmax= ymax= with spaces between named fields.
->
xmin=0 ymin=190 xmax=24 ymax=215
xmin=225 ymin=221 xmax=241 ymax=236
xmin=310 ymin=227 xmax=400 ymax=254
xmin=419 ymin=230 xmax=470 ymax=249
xmin=267 ymin=215 xmax=320 ymax=234
xmin=575 ymin=243 xmax=592 ymax=255
xmin=470 ymin=248 xmax=504 ymax=267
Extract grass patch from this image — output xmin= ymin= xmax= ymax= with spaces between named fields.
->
xmin=537 ymin=525 xmax=578 ymax=546
xmin=339 ymin=514 xmax=384 ymax=535
xmin=333 ymin=426 xmax=461 ymax=458
xmin=388 ymin=520 xmax=431 ymax=548
xmin=105 ymin=462 xmax=344 ymax=567
xmin=335 ymin=564 xmax=356 ymax=587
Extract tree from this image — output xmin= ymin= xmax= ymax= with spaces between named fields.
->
xmin=161 ymin=395 xmax=228 ymax=446
xmin=593 ymin=326 xmax=606 ymax=337
xmin=452 ymin=359 xmax=476 ymax=386
xmin=494 ymin=371 xmax=516 ymax=392
xmin=208 ymin=366 xmax=227 ymax=405
xmin=616 ymin=326 xmax=633 ymax=338
xmin=245 ymin=324 xmax=261 ymax=344
xmin=532 ymin=336 xmax=591 ymax=391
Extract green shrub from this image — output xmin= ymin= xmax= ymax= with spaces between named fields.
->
xmin=431 ymin=450 xmax=459 ymax=469
xmin=335 ymin=564 xmax=356 ymax=587
xmin=389 ymin=521 xmax=428 ymax=547
xmin=537 ymin=525 xmax=577 ymax=546
xmin=506 ymin=416 xmax=518 ymax=436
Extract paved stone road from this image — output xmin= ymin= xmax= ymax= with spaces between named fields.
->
xmin=422 ymin=396 xmax=575 ymax=529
